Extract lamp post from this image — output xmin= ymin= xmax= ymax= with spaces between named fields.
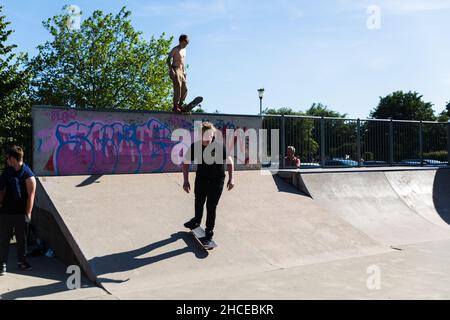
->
xmin=258 ymin=88 xmax=265 ymax=116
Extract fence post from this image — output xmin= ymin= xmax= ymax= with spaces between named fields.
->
xmin=357 ymin=119 xmax=361 ymax=167
xmin=320 ymin=117 xmax=326 ymax=168
xmin=447 ymin=121 xmax=450 ymax=166
xmin=419 ymin=121 xmax=423 ymax=166
xmin=389 ymin=119 xmax=394 ymax=166
xmin=281 ymin=115 xmax=286 ymax=169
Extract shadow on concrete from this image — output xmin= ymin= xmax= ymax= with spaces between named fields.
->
xmin=76 ymin=175 xmax=103 ymax=187
xmin=271 ymin=174 xmax=309 ymax=197
xmin=0 ymin=250 xmax=101 ymax=300
xmin=433 ymin=168 xmax=450 ymax=225
xmin=90 ymin=232 xmax=208 ymax=282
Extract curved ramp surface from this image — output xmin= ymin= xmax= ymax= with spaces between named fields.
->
xmin=37 ymin=171 xmax=385 ymax=296
xmin=293 ymin=169 xmax=450 ymax=246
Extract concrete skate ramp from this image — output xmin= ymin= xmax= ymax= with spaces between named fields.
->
xmin=293 ymin=169 xmax=450 ymax=246
xmin=36 ymin=171 xmax=386 ymax=295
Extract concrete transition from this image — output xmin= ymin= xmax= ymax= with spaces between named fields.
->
xmin=289 ymin=168 xmax=450 ymax=246
xmin=34 ymin=167 xmax=450 ymax=298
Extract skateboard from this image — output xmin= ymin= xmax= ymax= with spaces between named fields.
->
xmin=191 ymin=226 xmax=217 ymax=251
xmin=183 ymin=96 xmax=203 ymax=113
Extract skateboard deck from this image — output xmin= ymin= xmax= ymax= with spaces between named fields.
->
xmin=183 ymin=96 xmax=203 ymax=113
xmin=191 ymin=227 xmax=217 ymax=250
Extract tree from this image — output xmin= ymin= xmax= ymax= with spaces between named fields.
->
xmin=30 ymin=6 xmax=173 ymax=111
xmin=369 ymin=91 xmax=440 ymax=162
xmin=193 ymin=107 xmax=206 ymax=113
xmin=438 ymin=101 xmax=450 ymax=122
xmin=263 ymin=107 xmax=301 ymax=116
xmin=0 ymin=6 xmax=32 ymax=166
xmin=370 ymin=91 xmax=436 ymax=121
xmin=305 ymin=103 xmax=347 ymax=118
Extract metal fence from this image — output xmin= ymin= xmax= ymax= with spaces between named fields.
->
xmin=1 ymin=112 xmax=448 ymax=172
xmin=263 ymin=115 xmax=450 ymax=169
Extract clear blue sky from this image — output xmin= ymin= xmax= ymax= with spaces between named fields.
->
xmin=2 ymin=0 xmax=450 ymax=118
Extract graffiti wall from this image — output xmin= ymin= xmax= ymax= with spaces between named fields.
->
xmin=32 ymin=106 xmax=262 ymax=176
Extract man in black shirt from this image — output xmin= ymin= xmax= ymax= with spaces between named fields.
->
xmin=182 ymin=122 xmax=235 ymax=246
xmin=0 ymin=146 xmax=37 ymax=275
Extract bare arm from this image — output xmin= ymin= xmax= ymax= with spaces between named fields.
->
xmin=25 ymin=176 xmax=37 ymax=219
xmin=182 ymin=163 xmax=191 ymax=193
xmin=227 ymin=156 xmax=235 ymax=190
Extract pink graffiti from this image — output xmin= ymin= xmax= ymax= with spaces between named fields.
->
xmin=51 ymin=119 xmax=180 ymax=175
xmin=51 ymin=110 xmax=77 ymax=123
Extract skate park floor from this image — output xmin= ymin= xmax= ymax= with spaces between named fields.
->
xmin=2 ymin=238 xmax=450 ymax=299
xmin=2 ymin=168 xmax=450 ymax=300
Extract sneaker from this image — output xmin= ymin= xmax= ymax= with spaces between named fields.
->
xmin=205 ymin=230 xmax=214 ymax=241
xmin=172 ymin=105 xmax=183 ymax=114
xmin=17 ymin=261 xmax=32 ymax=271
xmin=200 ymin=237 xmax=216 ymax=250
xmin=0 ymin=263 xmax=6 ymax=276
xmin=184 ymin=219 xmax=200 ymax=230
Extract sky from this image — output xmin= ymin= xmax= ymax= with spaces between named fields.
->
xmin=2 ymin=0 xmax=450 ymax=119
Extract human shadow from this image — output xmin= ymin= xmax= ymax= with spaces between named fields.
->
xmin=89 ymin=231 xmax=208 ymax=282
xmin=76 ymin=175 xmax=103 ymax=187
xmin=433 ymin=168 xmax=450 ymax=225
xmin=0 ymin=248 xmax=117 ymax=300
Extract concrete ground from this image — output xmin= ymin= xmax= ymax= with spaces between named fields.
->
xmin=7 ymin=168 xmax=447 ymax=300
xmin=0 ymin=246 xmax=111 ymax=300
xmin=1 ymin=239 xmax=450 ymax=300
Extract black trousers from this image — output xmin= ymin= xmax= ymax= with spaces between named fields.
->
xmin=0 ymin=214 xmax=27 ymax=264
xmin=194 ymin=175 xmax=225 ymax=232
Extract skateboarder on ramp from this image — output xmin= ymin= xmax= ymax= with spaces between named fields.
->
xmin=167 ymin=34 xmax=203 ymax=114
xmin=182 ymin=122 xmax=235 ymax=250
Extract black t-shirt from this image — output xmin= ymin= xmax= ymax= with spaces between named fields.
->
xmin=0 ymin=164 xmax=35 ymax=215
xmin=186 ymin=141 xmax=227 ymax=179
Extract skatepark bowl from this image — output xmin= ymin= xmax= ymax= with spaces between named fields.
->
xmin=2 ymin=167 xmax=450 ymax=300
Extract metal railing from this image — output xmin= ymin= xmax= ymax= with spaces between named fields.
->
xmin=263 ymin=115 xmax=450 ymax=169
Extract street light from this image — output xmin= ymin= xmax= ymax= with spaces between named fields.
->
xmin=258 ymin=88 xmax=265 ymax=116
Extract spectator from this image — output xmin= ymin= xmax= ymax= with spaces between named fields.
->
xmin=0 ymin=146 xmax=36 ymax=275
xmin=285 ymin=146 xmax=301 ymax=168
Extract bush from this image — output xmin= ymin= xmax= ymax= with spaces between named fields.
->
xmin=423 ymin=150 xmax=448 ymax=162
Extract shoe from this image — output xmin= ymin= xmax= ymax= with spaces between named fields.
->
xmin=172 ymin=105 xmax=183 ymax=114
xmin=17 ymin=261 xmax=32 ymax=271
xmin=200 ymin=237 xmax=216 ymax=250
xmin=205 ymin=229 xmax=214 ymax=241
xmin=179 ymin=103 xmax=189 ymax=113
xmin=0 ymin=263 xmax=6 ymax=276
xmin=184 ymin=219 xmax=200 ymax=230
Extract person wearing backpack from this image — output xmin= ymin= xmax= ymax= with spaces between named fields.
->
xmin=0 ymin=146 xmax=37 ymax=275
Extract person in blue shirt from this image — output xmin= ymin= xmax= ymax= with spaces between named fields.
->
xmin=0 ymin=146 xmax=37 ymax=275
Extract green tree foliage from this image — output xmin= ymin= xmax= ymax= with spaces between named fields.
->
xmin=263 ymin=107 xmax=301 ymax=116
xmin=370 ymin=91 xmax=436 ymax=121
xmin=437 ymin=101 xmax=450 ymax=122
xmin=30 ymin=6 xmax=173 ymax=111
xmin=0 ymin=6 xmax=32 ymax=167
xmin=305 ymin=103 xmax=347 ymax=118
xmin=193 ymin=107 xmax=206 ymax=113
xmin=262 ymin=103 xmax=346 ymax=162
